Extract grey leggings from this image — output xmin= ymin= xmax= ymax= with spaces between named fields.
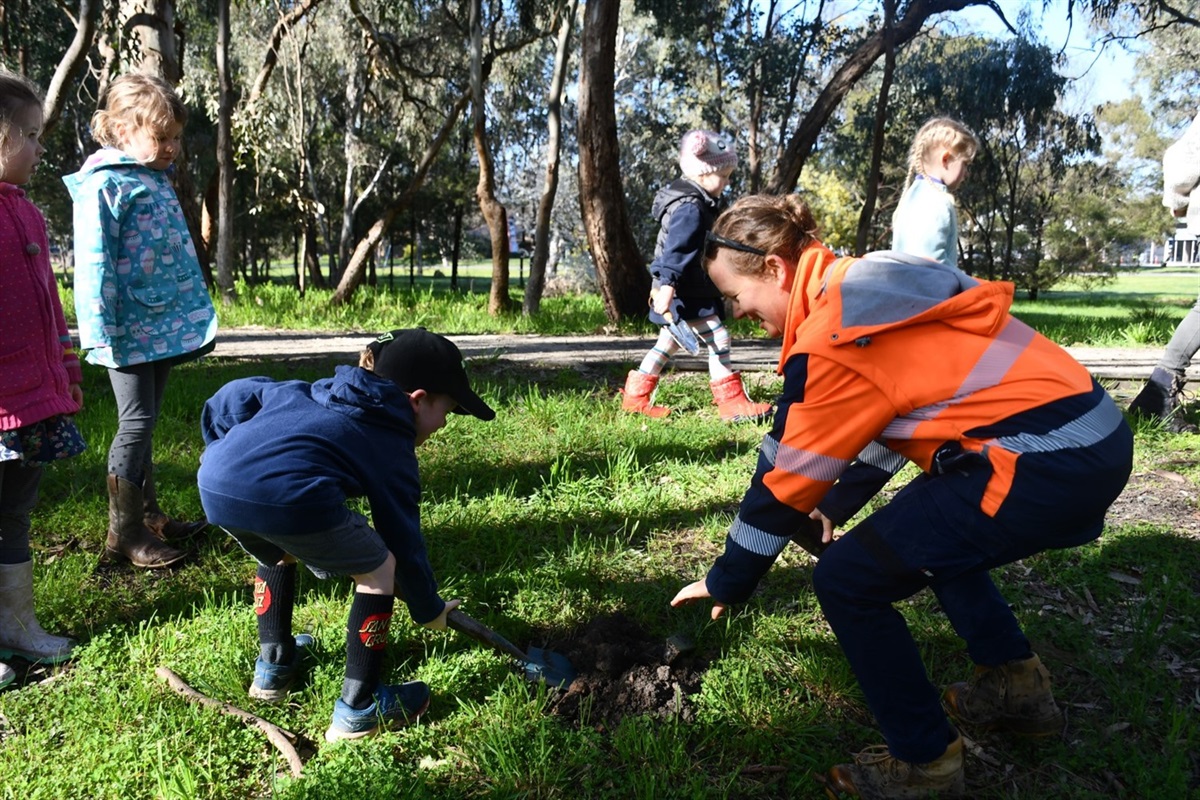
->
xmin=1160 ymin=294 xmax=1200 ymax=375
xmin=107 ymin=360 xmax=172 ymax=484
xmin=0 ymin=460 xmax=41 ymax=563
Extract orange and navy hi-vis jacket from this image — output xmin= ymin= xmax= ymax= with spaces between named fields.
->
xmin=704 ymin=251 xmax=1130 ymax=604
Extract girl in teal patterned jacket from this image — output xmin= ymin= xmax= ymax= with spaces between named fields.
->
xmin=64 ymin=73 xmax=217 ymax=570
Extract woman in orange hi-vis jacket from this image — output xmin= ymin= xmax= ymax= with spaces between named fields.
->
xmin=671 ymin=194 xmax=1133 ymax=800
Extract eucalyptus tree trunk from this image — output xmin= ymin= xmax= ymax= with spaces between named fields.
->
xmin=337 ymin=58 xmax=367 ymax=276
xmin=42 ymin=0 xmax=101 ymax=136
xmin=743 ymin=1 xmax=771 ymax=193
xmin=577 ymin=0 xmax=648 ymax=322
xmin=524 ymin=0 xmax=577 ymax=316
xmin=854 ymin=0 xmax=897 ymax=257
xmin=469 ymin=0 xmax=513 ymax=316
xmin=215 ymin=0 xmax=236 ymax=302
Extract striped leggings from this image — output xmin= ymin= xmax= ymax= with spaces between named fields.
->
xmin=636 ymin=315 xmax=733 ymax=380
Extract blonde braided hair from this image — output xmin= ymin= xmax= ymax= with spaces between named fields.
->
xmin=904 ymin=117 xmax=979 ymax=189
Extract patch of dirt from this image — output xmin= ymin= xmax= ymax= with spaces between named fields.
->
xmin=541 ymin=613 xmax=709 ymax=730
xmin=1103 ymin=468 xmax=1200 ymax=537
xmin=531 ymin=472 xmax=1199 ymax=734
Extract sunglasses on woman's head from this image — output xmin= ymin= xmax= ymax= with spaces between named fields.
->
xmin=704 ymin=230 xmax=768 ymax=259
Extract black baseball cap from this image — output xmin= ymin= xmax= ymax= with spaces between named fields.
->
xmin=366 ymin=328 xmax=495 ymax=421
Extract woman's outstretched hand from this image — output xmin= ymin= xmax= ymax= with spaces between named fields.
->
xmin=671 ymin=579 xmax=727 ymax=620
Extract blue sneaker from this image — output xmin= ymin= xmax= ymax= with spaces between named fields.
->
xmin=248 ymin=633 xmax=315 ymax=702
xmin=324 ymin=681 xmax=431 ymax=742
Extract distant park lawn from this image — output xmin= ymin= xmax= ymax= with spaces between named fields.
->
xmin=56 ymin=264 xmax=1200 ymax=347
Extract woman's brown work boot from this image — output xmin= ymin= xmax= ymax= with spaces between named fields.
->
xmin=822 ymin=732 xmax=964 ymax=799
xmin=942 ymin=653 xmax=1065 ymax=736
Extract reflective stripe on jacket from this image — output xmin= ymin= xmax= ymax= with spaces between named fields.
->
xmin=705 ymin=250 xmax=1127 ymax=604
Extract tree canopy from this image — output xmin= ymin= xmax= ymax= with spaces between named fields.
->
xmin=2 ymin=0 xmax=1193 ymax=314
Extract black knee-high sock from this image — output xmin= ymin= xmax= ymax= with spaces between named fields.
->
xmin=255 ymin=563 xmax=296 ymax=664
xmin=341 ymin=592 xmax=394 ymax=709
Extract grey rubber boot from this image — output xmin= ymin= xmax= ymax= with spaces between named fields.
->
xmin=0 ymin=561 xmax=74 ymax=664
xmin=0 ymin=660 xmax=14 ymax=689
xmin=107 ymin=475 xmax=187 ymax=569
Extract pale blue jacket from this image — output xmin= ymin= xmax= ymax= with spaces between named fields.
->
xmin=891 ymin=176 xmax=959 ymax=268
xmin=64 ymin=148 xmax=217 ymax=368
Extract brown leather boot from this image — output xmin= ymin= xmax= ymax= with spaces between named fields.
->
xmin=107 ymin=475 xmax=187 ymax=569
xmin=142 ymin=463 xmax=208 ymax=541
xmin=943 ymin=653 xmax=1064 ymax=736
xmin=823 ymin=732 xmax=964 ymax=799
xmin=620 ymin=370 xmax=670 ymax=418
xmin=709 ymin=372 xmax=772 ymax=423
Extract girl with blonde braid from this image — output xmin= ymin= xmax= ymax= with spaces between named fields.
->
xmin=891 ymin=117 xmax=979 ymax=268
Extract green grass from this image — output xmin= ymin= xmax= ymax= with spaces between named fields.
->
xmin=2 ymin=352 xmax=1198 ymax=798
xmin=56 ymin=267 xmax=1200 ymax=346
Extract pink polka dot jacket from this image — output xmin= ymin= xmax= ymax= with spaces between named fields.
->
xmin=0 ymin=183 xmax=82 ymax=431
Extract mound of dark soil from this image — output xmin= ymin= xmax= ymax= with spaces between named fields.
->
xmin=540 ymin=612 xmax=708 ymax=730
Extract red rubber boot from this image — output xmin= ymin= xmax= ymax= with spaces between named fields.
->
xmin=709 ymin=372 xmax=772 ymax=423
xmin=620 ymin=371 xmax=670 ymax=418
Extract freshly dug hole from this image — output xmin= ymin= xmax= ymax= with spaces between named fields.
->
xmin=538 ymin=612 xmax=708 ymax=729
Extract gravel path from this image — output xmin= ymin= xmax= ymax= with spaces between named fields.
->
xmin=208 ymin=326 xmax=1194 ymax=388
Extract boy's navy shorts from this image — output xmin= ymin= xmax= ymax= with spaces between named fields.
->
xmin=221 ymin=510 xmax=390 ymax=578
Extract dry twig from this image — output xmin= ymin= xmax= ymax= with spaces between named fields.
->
xmin=155 ymin=666 xmax=304 ymax=777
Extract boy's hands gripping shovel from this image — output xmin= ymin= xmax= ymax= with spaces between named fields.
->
xmin=446 ymin=608 xmax=576 ymax=688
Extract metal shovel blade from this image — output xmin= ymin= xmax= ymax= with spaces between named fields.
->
xmin=447 ymin=609 xmax=575 ymax=688
xmin=663 ymin=305 xmax=701 ymax=355
xmin=525 ymin=646 xmax=577 ymax=688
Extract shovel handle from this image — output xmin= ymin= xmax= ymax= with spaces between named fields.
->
xmin=446 ymin=608 xmax=530 ymax=663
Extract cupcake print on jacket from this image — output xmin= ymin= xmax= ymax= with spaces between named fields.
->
xmin=64 ymin=146 xmax=216 ymax=368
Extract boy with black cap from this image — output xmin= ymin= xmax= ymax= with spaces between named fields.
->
xmin=197 ymin=328 xmax=494 ymax=742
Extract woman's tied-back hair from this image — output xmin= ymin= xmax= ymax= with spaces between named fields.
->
xmin=904 ymin=116 xmax=980 ymax=187
xmin=0 ymin=69 xmax=43 ymax=167
xmin=90 ymin=72 xmax=187 ymax=148
xmin=705 ymin=194 xmax=820 ymax=277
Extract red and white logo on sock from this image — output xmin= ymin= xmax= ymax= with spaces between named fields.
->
xmin=254 ymin=577 xmax=271 ymax=615
xmin=358 ymin=613 xmax=392 ymax=650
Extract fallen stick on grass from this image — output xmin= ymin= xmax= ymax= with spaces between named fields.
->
xmin=155 ymin=666 xmax=304 ymax=777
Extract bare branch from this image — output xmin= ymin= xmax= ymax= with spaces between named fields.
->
xmin=155 ymin=667 xmax=304 ymax=778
